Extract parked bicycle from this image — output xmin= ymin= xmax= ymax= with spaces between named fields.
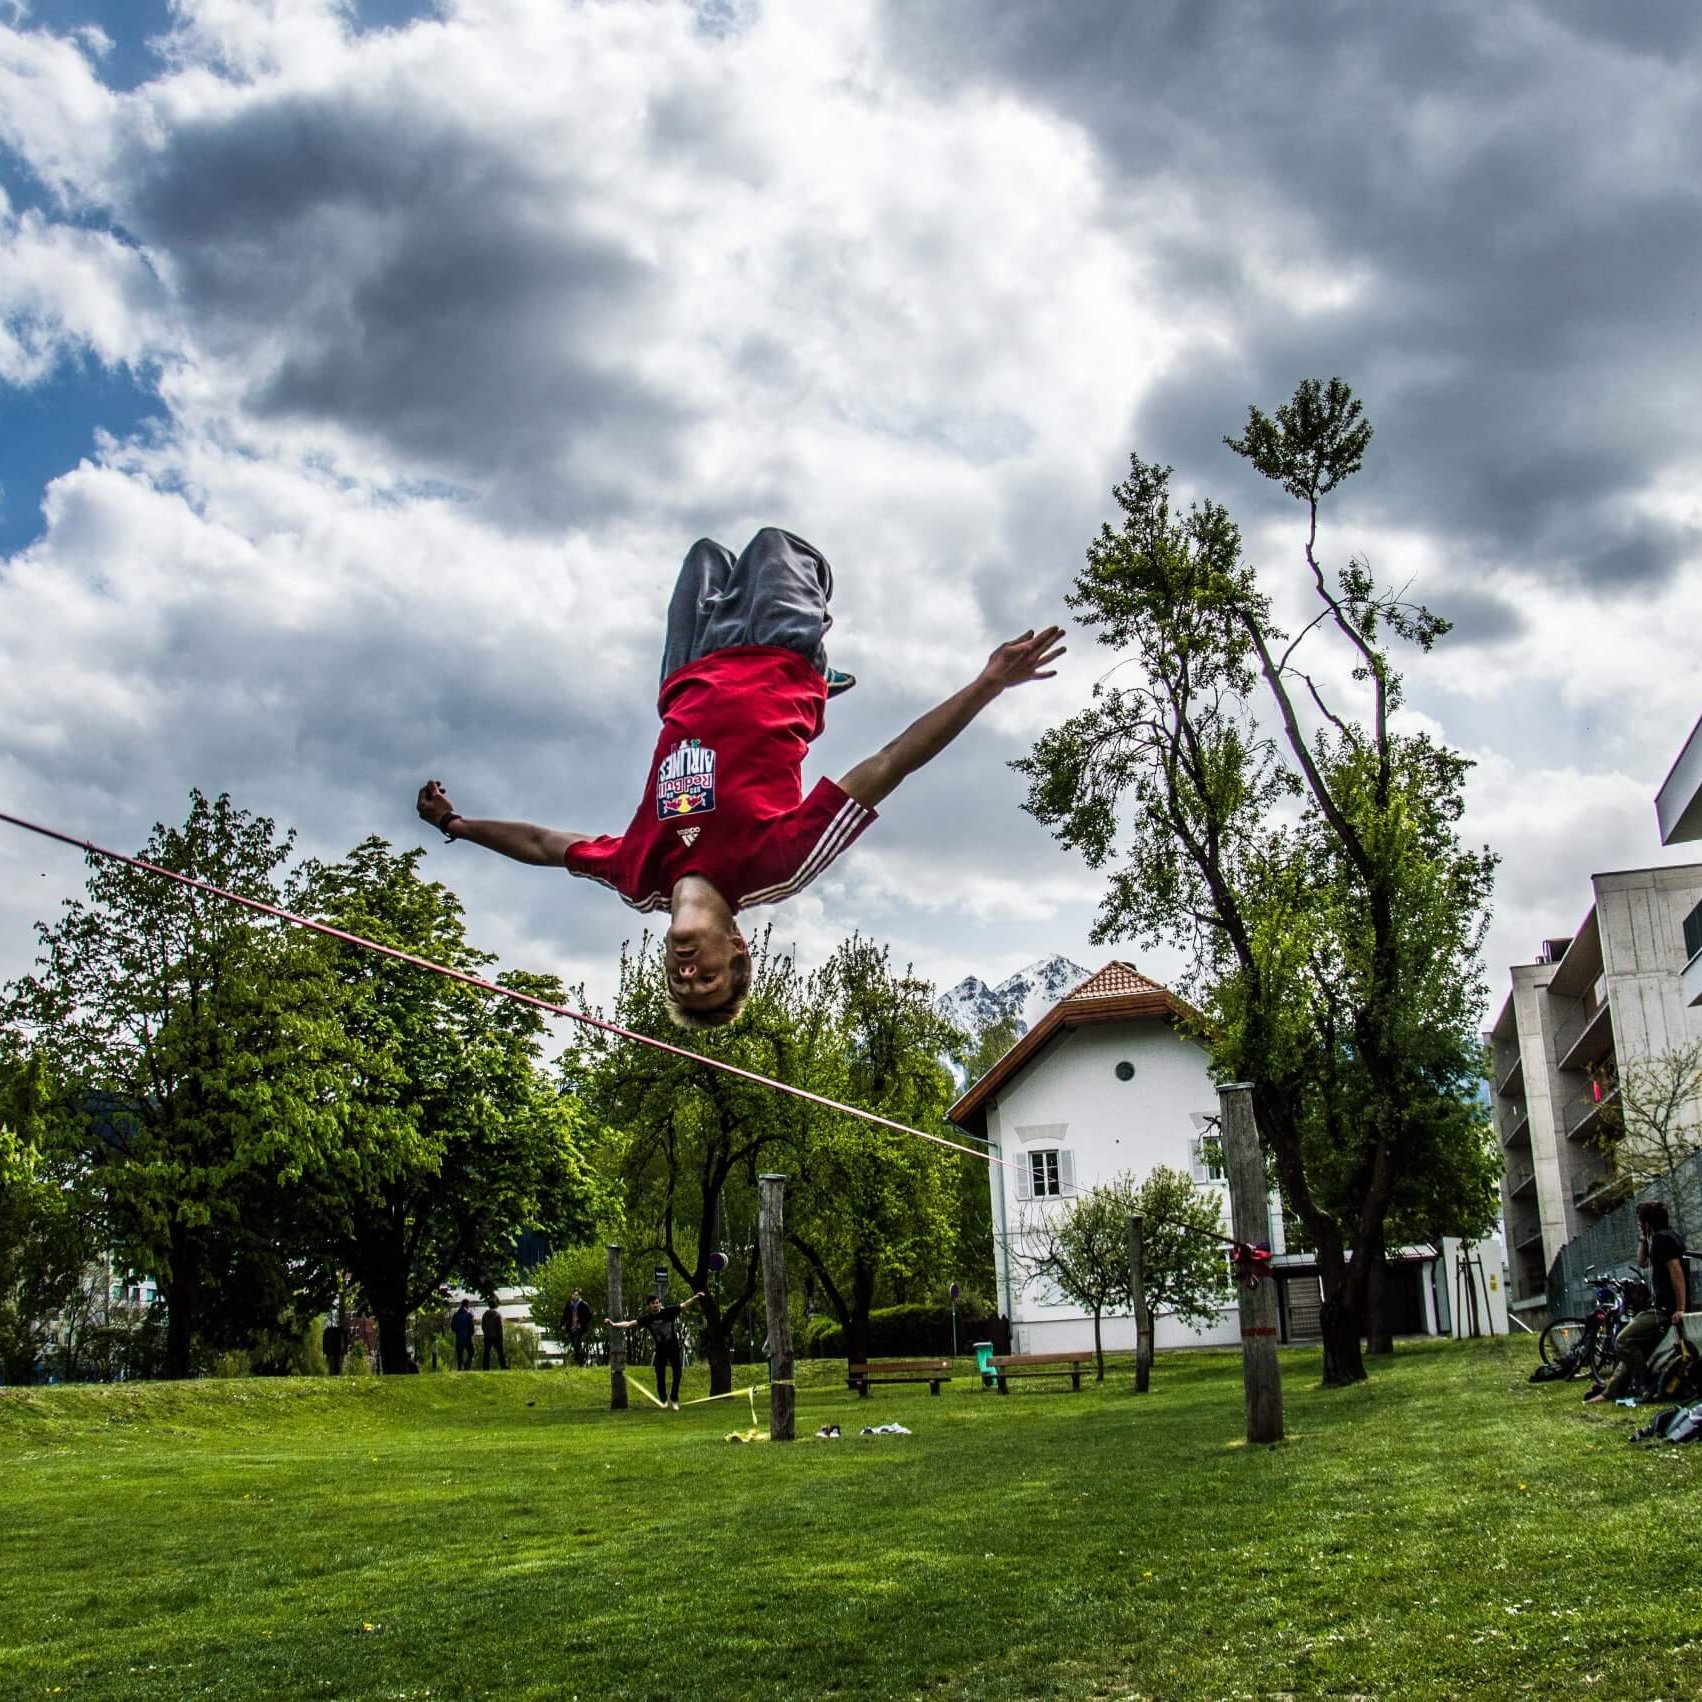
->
xmin=1539 ymin=1269 xmax=1651 ymax=1382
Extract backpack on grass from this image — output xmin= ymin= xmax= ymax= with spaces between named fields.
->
xmin=1645 ymin=1325 xmax=1702 ymax=1403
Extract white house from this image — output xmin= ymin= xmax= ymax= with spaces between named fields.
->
xmin=950 ymin=962 xmax=1509 ymax=1353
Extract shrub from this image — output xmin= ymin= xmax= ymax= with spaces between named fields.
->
xmin=804 ymin=1303 xmax=994 ymax=1359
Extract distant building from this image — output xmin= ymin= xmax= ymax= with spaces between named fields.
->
xmin=1656 ymin=710 xmax=1702 ymax=1009
xmin=1489 ymin=864 xmax=1702 ymax=1317
xmin=950 ymin=963 xmax=1503 ymax=1354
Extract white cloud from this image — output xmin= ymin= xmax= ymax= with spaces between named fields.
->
xmin=3 ymin=0 xmax=1699 ymax=1032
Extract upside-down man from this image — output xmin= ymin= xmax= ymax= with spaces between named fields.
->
xmin=417 ymin=528 xmax=1064 ymax=1029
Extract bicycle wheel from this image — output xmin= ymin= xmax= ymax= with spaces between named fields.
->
xmin=1540 ymin=1317 xmax=1589 ymax=1367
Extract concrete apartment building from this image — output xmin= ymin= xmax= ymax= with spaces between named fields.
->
xmin=1490 ymin=716 xmax=1702 ymax=1316
xmin=1656 ymin=711 xmax=1702 ymax=1009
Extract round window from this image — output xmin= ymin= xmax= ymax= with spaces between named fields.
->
xmin=1114 ymin=1060 xmax=1135 ymax=1082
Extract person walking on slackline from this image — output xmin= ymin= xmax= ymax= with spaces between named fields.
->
xmin=606 ymin=1292 xmax=708 ymax=1411
xmin=417 ymin=528 xmax=1064 ymax=1030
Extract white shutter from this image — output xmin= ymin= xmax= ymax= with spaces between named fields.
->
xmin=1015 ymin=1156 xmax=1033 ymax=1202
xmin=1189 ymin=1139 xmax=1207 ymax=1184
xmin=1058 ymin=1149 xmax=1077 ymax=1196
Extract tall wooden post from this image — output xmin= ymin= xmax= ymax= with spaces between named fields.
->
xmin=758 ymin=1173 xmax=795 ymax=1442
xmin=1218 ymin=1082 xmax=1283 ymax=1445
xmin=606 ymin=1243 xmax=627 ymax=1411
xmin=1128 ymin=1213 xmax=1152 ymax=1394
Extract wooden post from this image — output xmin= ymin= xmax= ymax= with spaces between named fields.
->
xmin=758 ymin=1173 xmax=795 ymax=1442
xmin=1128 ymin=1213 xmax=1151 ymax=1394
xmin=1218 ymin=1082 xmax=1283 ymax=1445
xmin=606 ymin=1244 xmax=627 ymax=1411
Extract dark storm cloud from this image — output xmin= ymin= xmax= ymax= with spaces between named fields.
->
xmin=881 ymin=0 xmax=1702 ymax=599
xmin=119 ymin=91 xmax=697 ymax=527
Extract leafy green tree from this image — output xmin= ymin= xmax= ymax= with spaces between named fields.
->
xmin=1016 ymin=379 xmax=1497 ymax=1384
xmin=785 ymin=937 xmax=964 ymax=1366
xmin=4 ymin=792 xmax=341 ymax=1378
xmin=527 ymin=1243 xmax=613 ymax=1347
xmin=563 ymin=929 xmax=803 ymax=1395
xmin=290 ymin=838 xmax=599 ymax=1374
xmin=1127 ymin=1166 xmax=1231 ymax=1386
xmin=1016 ymin=1167 xmax=1227 ymax=1384
xmin=0 ymin=1039 xmax=92 ymax=1384
xmin=1594 ymin=1041 xmax=1702 ymax=1238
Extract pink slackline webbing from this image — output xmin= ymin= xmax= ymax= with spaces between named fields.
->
xmin=0 ymin=809 xmax=1006 ymax=1169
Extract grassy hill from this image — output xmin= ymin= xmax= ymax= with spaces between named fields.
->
xmin=2 ymin=1338 xmax=1697 ymax=1698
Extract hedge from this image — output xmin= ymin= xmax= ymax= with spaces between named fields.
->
xmin=802 ymin=1302 xmax=996 ymax=1360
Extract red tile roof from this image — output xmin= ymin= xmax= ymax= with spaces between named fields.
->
xmin=947 ymin=961 xmax=1200 ymax=1137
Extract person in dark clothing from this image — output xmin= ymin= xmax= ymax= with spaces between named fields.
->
xmin=321 ymin=1319 xmax=347 ymax=1377
xmin=450 ymin=1298 xmax=477 ymax=1371
xmin=561 ymin=1289 xmax=593 ymax=1367
xmin=481 ymin=1302 xmax=508 ymax=1371
xmin=1588 ymin=1200 xmax=1688 ymax=1404
xmin=606 ymin=1292 xmax=707 ymax=1409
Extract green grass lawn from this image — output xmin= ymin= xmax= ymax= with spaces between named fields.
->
xmin=2 ymin=1336 xmax=1698 ymax=1699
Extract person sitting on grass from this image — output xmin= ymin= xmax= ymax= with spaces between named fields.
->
xmin=417 ymin=527 xmax=1064 ymax=1031
xmin=607 ymin=1292 xmax=707 ymax=1411
xmin=1586 ymin=1200 xmax=1687 ymax=1405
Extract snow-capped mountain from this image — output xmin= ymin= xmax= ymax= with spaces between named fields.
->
xmin=936 ymin=955 xmax=1090 ymax=1042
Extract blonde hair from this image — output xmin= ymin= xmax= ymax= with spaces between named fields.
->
xmin=663 ymin=952 xmax=752 ymax=1030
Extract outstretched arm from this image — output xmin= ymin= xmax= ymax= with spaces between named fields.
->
xmin=417 ymin=781 xmax=591 ymax=867
xmin=837 ymin=627 xmax=1066 ymax=810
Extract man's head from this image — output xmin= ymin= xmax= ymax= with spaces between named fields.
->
xmin=1639 ymin=1199 xmax=1672 ymax=1235
xmin=645 ymin=1296 xmax=662 ymax=1312
xmin=664 ymin=882 xmax=751 ymax=1029
xmin=457 ymin=1298 xmax=470 ymax=1310
xmin=570 ymin=1289 xmax=581 ymax=1300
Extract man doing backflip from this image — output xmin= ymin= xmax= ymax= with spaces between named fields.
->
xmin=418 ymin=528 xmax=1064 ymax=1028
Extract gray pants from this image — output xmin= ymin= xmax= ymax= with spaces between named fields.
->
xmin=1604 ymin=1307 xmax=1667 ymax=1399
xmin=660 ymin=528 xmax=833 ymax=683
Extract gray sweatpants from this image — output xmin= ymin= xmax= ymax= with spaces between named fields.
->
xmin=659 ymin=528 xmax=833 ymax=683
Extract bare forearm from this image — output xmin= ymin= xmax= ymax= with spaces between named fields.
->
xmin=840 ymin=674 xmax=1000 ymax=808
xmin=448 ymin=817 xmax=589 ymax=867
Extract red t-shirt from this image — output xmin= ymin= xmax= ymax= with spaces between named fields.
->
xmin=564 ymin=646 xmax=876 ymax=914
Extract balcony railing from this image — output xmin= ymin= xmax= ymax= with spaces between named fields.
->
xmin=1563 ymin=1080 xmax=1619 ymax=1141
xmin=1554 ymin=993 xmax=1613 ymax=1069
xmin=1685 ymin=897 xmax=1702 ymax=966
xmin=1500 ymin=1102 xmax=1531 ymax=1149
xmin=1504 ymin=1163 xmax=1536 ymax=1197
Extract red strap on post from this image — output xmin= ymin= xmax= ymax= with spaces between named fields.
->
xmin=1229 ymin=1241 xmax=1273 ymax=1289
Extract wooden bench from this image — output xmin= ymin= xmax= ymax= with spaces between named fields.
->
xmin=846 ymin=1358 xmax=953 ymax=1397
xmin=989 ymin=1352 xmax=1092 ymax=1393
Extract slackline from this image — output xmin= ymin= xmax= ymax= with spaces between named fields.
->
xmin=0 ymin=808 xmax=1007 ymax=1169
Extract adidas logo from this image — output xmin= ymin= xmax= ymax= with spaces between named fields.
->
xmin=678 ymin=826 xmax=701 ymax=847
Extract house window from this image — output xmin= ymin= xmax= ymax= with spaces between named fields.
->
xmin=1015 ymin=1144 xmax=1076 ymax=1201
xmin=1031 ymin=1149 xmax=1062 ymax=1197
xmin=1193 ymin=1134 xmax=1226 ymax=1183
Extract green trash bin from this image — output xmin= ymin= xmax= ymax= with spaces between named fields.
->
xmin=973 ymin=1341 xmax=996 ymax=1387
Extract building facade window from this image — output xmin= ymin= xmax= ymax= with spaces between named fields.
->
xmin=1193 ymin=1133 xmax=1226 ymax=1183
xmin=1030 ymin=1149 xmax=1061 ymax=1197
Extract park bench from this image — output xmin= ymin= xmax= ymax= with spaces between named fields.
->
xmin=988 ymin=1352 xmax=1093 ymax=1394
xmin=846 ymin=1358 xmax=953 ymax=1397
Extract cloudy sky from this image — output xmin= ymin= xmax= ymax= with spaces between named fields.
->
xmin=3 ymin=0 xmax=1701 ymax=1029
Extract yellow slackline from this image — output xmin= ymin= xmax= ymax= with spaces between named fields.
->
xmin=617 ymin=1376 xmax=796 ymax=1425
xmin=617 ymin=1369 xmax=667 ymax=1408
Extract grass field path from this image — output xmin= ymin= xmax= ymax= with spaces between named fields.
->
xmin=3 ymin=1338 xmax=1698 ymax=1698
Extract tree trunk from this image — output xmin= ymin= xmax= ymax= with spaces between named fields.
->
xmin=163 ymin=1224 xmax=197 ymax=1380
xmin=699 ymin=1303 xmax=736 ymax=1396
xmin=1361 ymin=1246 xmax=1394 ymax=1356
xmin=845 ymin=1258 xmax=876 ymax=1369
xmin=1142 ymin=1306 xmax=1157 ymax=1390
xmin=375 ymin=1305 xmax=413 ymax=1374
xmin=1092 ymin=1309 xmax=1105 ymax=1381
xmin=1317 ymin=1249 xmax=1366 ymax=1385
